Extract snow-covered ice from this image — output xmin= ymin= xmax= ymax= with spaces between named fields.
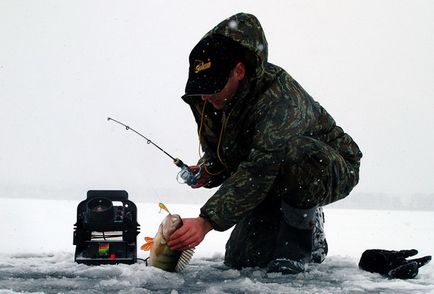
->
xmin=0 ymin=198 xmax=433 ymax=293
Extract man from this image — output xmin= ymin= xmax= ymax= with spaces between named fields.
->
xmin=168 ymin=13 xmax=362 ymax=274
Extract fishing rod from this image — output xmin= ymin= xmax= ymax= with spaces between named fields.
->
xmin=107 ymin=117 xmax=200 ymax=185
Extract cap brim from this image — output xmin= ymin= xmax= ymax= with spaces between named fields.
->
xmin=184 ymin=74 xmax=228 ymax=96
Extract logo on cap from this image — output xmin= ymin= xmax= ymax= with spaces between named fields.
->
xmin=194 ymin=59 xmax=212 ymax=74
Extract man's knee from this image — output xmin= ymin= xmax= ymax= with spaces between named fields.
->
xmin=276 ymin=136 xmax=358 ymax=208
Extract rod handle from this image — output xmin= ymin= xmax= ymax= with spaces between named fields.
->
xmin=173 ymin=158 xmax=185 ymax=168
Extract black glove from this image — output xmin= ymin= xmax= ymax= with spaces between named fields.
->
xmin=359 ymin=249 xmax=431 ymax=279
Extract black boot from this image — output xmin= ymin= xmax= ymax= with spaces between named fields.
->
xmin=267 ymin=203 xmax=318 ymax=274
xmin=311 ymin=207 xmax=328 ymax=263
xmin=267 ymin=223 xmax=313 ymax=274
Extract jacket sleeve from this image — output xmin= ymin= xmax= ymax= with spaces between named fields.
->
xmin=200 ymin=82 xmax=310 ymax=231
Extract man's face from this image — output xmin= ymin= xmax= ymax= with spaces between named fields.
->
xmin=201 ymin=63 xmax=245 ymax=110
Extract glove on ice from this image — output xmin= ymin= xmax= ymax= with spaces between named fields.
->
xmin=359 ymin=249 xmax=431 ymax=279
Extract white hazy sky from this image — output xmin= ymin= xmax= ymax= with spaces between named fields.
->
xmin=1 ymin=0 xmax=433 ymax=201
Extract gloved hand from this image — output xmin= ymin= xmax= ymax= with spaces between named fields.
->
xmin=188 ymin=165 xmax=211 ymax=189
xmin=359 ymin=249 xmax=431 ymax=279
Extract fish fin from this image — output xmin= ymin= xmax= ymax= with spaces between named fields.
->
xmin=175 ymin=249 xmax=195 ymax=272
xmin=154 ymin=243 xmax=165 ymax=257
xmin=140 ymin=237 xmax=154 ymax=251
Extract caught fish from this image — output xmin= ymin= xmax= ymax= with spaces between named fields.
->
xmin=141 ymin=203 xmax=194 ymax=272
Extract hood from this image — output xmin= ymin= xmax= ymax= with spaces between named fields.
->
xmin=202 ymin=13 xmax=268 ymax=79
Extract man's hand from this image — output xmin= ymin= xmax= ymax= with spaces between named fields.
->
xmin=167 ymin=217 xmax=213 ymax=251
xmin=188 ymin=165 xmax=211 ymax=189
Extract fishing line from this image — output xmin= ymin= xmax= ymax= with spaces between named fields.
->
xmin=107 ymin=117 xmax=201 ymax=185
xmin=107 ymin=117 xmax=178 ymax=162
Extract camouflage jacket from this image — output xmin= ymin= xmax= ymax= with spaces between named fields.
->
xmin=182 ymin=13 xmax=362 ymax=231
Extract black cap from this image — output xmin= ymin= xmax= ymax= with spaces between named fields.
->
xmin=184 ymin=35 xmax=244 ymax=96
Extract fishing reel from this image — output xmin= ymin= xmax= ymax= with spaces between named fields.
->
xmin=174 ymin=159 xmax=202 ymax=186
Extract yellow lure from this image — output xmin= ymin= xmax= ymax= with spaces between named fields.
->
xmin=159 ymin=202 xmax=170 ymax=214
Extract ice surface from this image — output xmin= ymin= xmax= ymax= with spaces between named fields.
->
xmin=0 ymin=198 xmax=433 ymax=293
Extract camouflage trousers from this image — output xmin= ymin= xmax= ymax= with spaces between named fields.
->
xmin=224 ymin=136 xmax=359 ymax=269
xmin=276 ymin=136 xmax=360 ymax=208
